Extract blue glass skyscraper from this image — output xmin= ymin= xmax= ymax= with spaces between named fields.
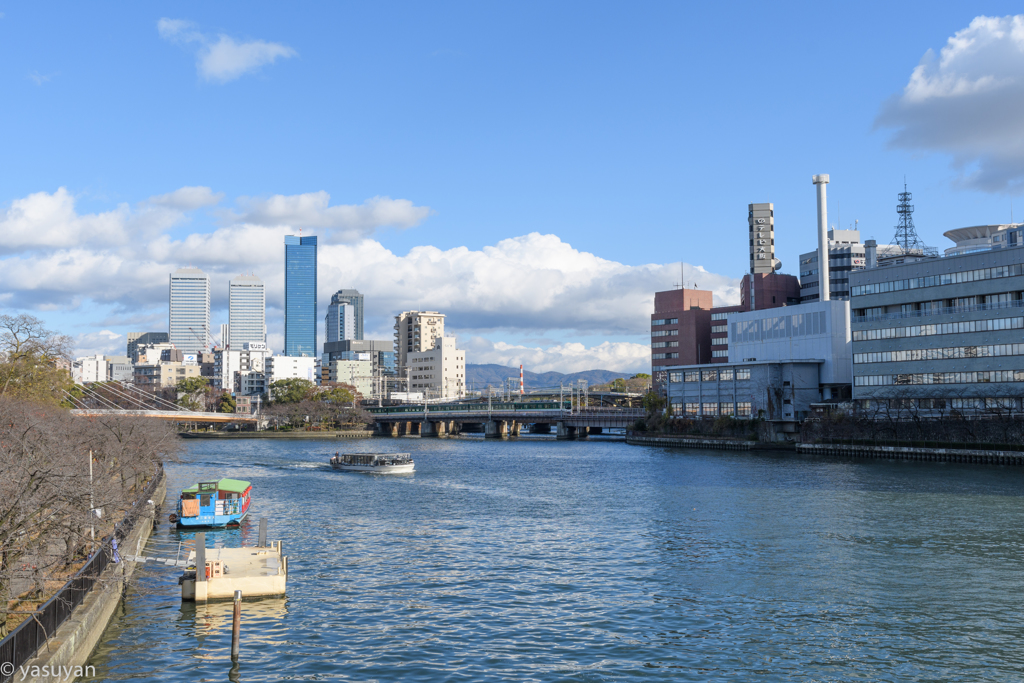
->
xmin=284 ymin=235 xmax=317 ymax=357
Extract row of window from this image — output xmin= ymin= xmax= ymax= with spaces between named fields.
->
xmin=652 ymin=353 xmax=679 ymax=360
xmin=711 ymin=337 xmax=728 ymax=345
xmin=652 ymin=341 xmax=679 ymax=349
xmin=652 ymin=318 xmax=679 ymax=326
xmin=651 ymin=329 xmax=678 ymax=337
xmin=854 ymin=343 xmax=1024 ymax=365
xmin=670 ymin=402 xmax=753 ymax=417
xmin=711 ymin=325 xmax=727 ymax=333
xmin=851 ymin=264 xmax=1024 ymax=297
xmin=856 ymin=397 xmax=1017 ymax=410
xmin=855 ymin=370 xmax=1024 ymax=386
xmin=712 ymin=349 xmax=728 ymax=358
xmin=731 ymin=311 xmax=828 ymax=343
xmin=853 ymin=315 xmax=1024 ymax=341
xmin=670 ymin=368 xmax=752 ymax=382
xmin=711 ymin=312 xmax=732 ymax=321
xmin=858 ymin=293 xmax=1022 ymax=318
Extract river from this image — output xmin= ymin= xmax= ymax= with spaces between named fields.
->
xmin=83 ymin=436 xmax=1024 ymax=681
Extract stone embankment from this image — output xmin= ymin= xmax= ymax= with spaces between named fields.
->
xmin=181 ymin=430 xmax=375 ymax=439
xmin=625 ymin=434 xmax=757 ymax=450
xmin=17 ymin=474 xmax=166 ymax=682
xmin=797 ymin=442 xmax=1024 ymax=465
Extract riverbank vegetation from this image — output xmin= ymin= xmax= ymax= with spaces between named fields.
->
xmin=264 ymin=378 xmax=371 ymax=430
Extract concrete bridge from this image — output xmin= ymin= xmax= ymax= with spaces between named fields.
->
xmin=367 ymin=401 xmax=645 ymax=439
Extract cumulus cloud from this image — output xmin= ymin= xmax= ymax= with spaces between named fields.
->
xmin=0 ymin=187 xmax=739 ymax=372
xmin=158 ymin=18 xmax=296 ymax=83
xmin=877 ymin=15 xmax=1024 ymax=192
xmin=462 ymin=337 xmax=652 ymax=374
xmin=234 ymin=192 xmax=432 ymax=240
xmin=75 ymin=330 xmax=125 ymax=357
xmin=147 ymin=186 xmax=224 ymax=210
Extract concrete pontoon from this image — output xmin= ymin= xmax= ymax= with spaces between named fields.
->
xmin=181 ymin=540 xmax=288 ymax=602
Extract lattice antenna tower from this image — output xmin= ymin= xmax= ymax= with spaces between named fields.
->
xmin=891 ymin=180 xmax=937 ymax=256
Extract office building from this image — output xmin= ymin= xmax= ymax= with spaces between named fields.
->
xmin=213 ymin=342 xmax=272 ymax=394
xmin=169 ymin=267 xmax=211 ymax=356
xmin=407 ymin=336 xmax=466 ymax=400
xmin=133 ymin=361 xmax=202 ymax=389
xmin=284 ymin=235 xmax=317 ymax=357
xmin=326 ymin=359 xmax=374 ymax=398
xmin=72 ymin=355 xmax=107 ymax=384
xmin=127 ymin=332 xmax=169 ymax=364
xmin=323 ymin=339 xmax=396 ymax=377
xmin=394 ymin=311 xmax=445 ymax=370
xmin=228 ymin=274 xmax=266 ymax=348
xmin=266 ymin=355 xmax=317 ymax=383
xmin=326 ymin=289 xmax=364 ymax=343
xmin=850 ymin=240 xmax=1024 ymax=411
xmin=105 ymin=355 xmax=134 ymax=382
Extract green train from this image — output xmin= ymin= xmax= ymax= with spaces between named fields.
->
xmin=367 ymin=401 xmax=570 ymax=415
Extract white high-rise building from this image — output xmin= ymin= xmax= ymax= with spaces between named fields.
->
xmin=228 ymin=274 xmax=266 ymax=349
xmin=394 ymin=310 xmax=445 ymax=370
xmin=169 ymin=267 xmax=211 ymax=355
xmin=407 ymin=336 xmax=466 ymax=400
xmin=325 ymin=302 xmax=356 ymax=344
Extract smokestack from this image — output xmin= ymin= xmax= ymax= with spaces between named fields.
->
xmin=865 ymin=239 xmax=877 ymax=269
xmin=812 ymin=174 xmax=830 ymax=302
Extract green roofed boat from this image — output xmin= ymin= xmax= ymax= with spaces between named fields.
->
xmin=170 ymin=478 xmax=253 ymax=528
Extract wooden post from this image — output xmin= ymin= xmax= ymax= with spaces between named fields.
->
xmin=196 ymin=532 xmax=206 ymax=582
xmin=231 ymin=590 xmax=242 ymax=660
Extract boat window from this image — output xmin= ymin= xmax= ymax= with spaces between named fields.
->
xmin=200 ymin=495 xmax=211 ymax=507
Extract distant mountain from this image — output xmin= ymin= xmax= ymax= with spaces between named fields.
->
xmin=466 ymin=364 xmax=631 ymax=392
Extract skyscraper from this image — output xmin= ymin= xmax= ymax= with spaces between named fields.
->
xmin=169 ymin=267 xmax=211 ymax=355
xmin=228 ymin=274 xmax=266 ymax=348
xmin=284 ymin=235 xmax=317 ymax=357
xmin=325 ymin=289 xmax=364 ymax=344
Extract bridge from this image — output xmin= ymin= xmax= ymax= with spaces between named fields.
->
xmin=69 ymin=409 xmax=259 ymax=423
xmin=367 ymin=401 xmax=645 ymax=439
xmin=65 ymin=382 xmax=260 ymax=424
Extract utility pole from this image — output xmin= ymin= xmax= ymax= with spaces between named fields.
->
xmin=88 ymin=450 xmax=95 ymax=542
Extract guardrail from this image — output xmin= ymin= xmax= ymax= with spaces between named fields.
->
xmin=0 ymin=464 xmax=164 ymax=683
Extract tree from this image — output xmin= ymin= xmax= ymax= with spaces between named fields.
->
xmin=321 ymin=385 xmax=355 ymax=405
xmin=0 ymin=314 xmax=75 ymax=406
xmin=176 ymin=377 xmax=209 ymax=411
xmin=218 ymin=392 xmax=237 ymax=413
xmin=269 ymin=378 xmax=317 ymax=404
xmin=642 ymin=390 xmax=665 ymax=415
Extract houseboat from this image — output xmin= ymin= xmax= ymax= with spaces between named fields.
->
xmin=330 ymin=453 xmax=415 ymax=474
xmin=170 ymin=478 xmax=252 ymax=528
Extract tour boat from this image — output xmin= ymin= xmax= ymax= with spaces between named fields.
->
xmin=170 ymin=478 xmax=253 ymax=528
xmin=330 ymin=452 xmax=415 ymax=474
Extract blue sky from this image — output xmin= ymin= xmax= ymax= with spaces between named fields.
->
xmin=3 ymin=3 xmax=1024 ymax=372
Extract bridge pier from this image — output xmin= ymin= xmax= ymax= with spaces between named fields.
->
xmin=556 ymin=422 xmax=576 ymax=440
xmin=421 ymin=421 xmax=438 ymax=437
xmin=485 ymin=420 xmax=507 ymax=439
xmin=577 ymin=426 xmax=590 ymax=439
xmin=376 ymin=421 xmax=399 ymax=437
xmin=509 ymin=421 xmax=521 ymax=437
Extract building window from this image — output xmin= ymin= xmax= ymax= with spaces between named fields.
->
xmin=736 ymin=368 xmax=751 ymax=380
xmin=712 ymin=337 xmax=728 ymax=345
xmin=702 ymin=403 xmax=718 ymax=417
xmin=670 ymin=402 xmax=683 ymax=416
xmin=684 ymin=403 xmax=699 ymax=416
xmin=719 ymin=369 xmax=734 ymax=381
xmin=668 ymin=371 xmax=683 ymax=382
xmin=711 ymin=325 xmax=727 ymax=333
xmin=652 ymin=353 xmax=679 ymax=360
xmin=712 ymin=349 xmax=728 ymax=358
xmin=684 ymin=371 xmax=699 ymax=382
xmin=736 ymin=402 xmax=752 ymax=417
xmin=711 ymin=312 xmax=731 ymax=321
xmin=652 ymin=318 xmax=679 ymax=326
xmin=651 ymin=330 xmax=679 ymax=337
xmin=720 ymin=403 xmax=734 ymax=416
xmin=701 ymin=369 xmax=718 ymax=382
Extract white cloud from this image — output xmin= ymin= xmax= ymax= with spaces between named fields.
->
xmin=75 ymin=330 xmax=125 ymax=358
xmin=0 ymin=187 xmax=740 ymax=373
xmin=28 ymin=71 xmax=52 ymax=86
xmin=462 ymin=337 xmax=651 ymax=374
xmin=158 ymin=18 xmax=296 ymax=83
xmin=234 ymin=192 xmax=432 ymax=239
xmin=877 ymin=15 xmax=1024 ymax=192
xmin=148 ymin=186 xmax=224 ymax=210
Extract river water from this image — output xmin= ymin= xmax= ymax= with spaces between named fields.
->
xmin=83 ymin=436 xmax=1024 ymax=681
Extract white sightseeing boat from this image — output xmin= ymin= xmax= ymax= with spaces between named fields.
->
xmin=330 ymin=452 xmax=415 ymax=474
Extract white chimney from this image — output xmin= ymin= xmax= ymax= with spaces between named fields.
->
xmin=812 ymin=174 xmax=830 ymax=302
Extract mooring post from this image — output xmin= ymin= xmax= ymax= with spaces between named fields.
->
xmin=231 ymin=589 xmax=242 ymax=660
xmin=196 ymin=532 xmax=206 ymax=582
xmin=258 ymin=518 xmax=267 ymax=548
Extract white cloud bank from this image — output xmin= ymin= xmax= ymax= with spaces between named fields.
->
xmin=877 ymin=15 xmax=1024 ymax=192
xmin=158 ymin=18 xmax=296 ymax=83
xmin=0 ymin=187 xmax=740 ymax=371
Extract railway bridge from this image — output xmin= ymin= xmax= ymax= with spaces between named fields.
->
xmin=367 ymin=401 xmax=645 ymax=439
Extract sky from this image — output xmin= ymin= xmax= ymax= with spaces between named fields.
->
xmin=3 ymin=2 xmax=1024 ymax=373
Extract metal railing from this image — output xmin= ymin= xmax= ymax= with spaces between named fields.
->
xmin=0 ymin=464 xmax=164 ymax=682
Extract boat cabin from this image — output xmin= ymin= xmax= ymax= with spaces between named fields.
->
xmin=179 ymin=478 xmax=252 ymax=522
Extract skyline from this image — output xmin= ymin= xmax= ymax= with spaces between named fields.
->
xmin=3 ymin=4 xmax=1024 ymax=373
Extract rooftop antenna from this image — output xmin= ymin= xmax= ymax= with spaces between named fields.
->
xmin=891 ymin=178 xmax=936 ymax=256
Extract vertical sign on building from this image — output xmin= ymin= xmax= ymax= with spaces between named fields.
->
xmin=748 ymin=203 xmax=775 ymax=274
